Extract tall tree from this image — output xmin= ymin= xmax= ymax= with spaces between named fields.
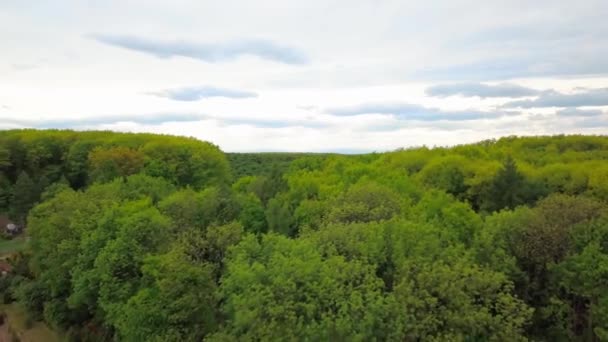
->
xmin=0 ymin=175 xmax=11 ymax=211
xmin=483 ymin=156 xmax=526 ymax=212
xmin=10 ymin=171 xmax=38 ymax=225
xmin=265 ymin=196 xmax=294 ymax=236
xmin=0 ymin=146 xmax=10 ymax=170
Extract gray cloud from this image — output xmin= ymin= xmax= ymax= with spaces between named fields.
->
xmin=0 ymin=112 xmax=327 ymax=130
xmin=556 ymin=107 xmax=605 ymax=117
xmin=88 ymin=33 xmax=308 ymax=65
xmin=327 ymin=103 xmax=514 ymax=121
xmin=0 ymin=113 xmax=209 ymax=129
xmin=412 ymin=57 xmax=606 ymax=81
xmin=221 ymin=117 xmax=328 ymax=129
xmin=11 ymin=63 xmax=39 ymax=71
xmin=297 ymin=105 xmax=318 ymax=111
xmin=571 ymin=117 xmax=608 ymax=128
xmin=0 ymin=117 xmax=27 ymax=126
xmin=414 ymin=13 xmax=608 ymax=81
xmin=503 ymin=88 xmax=608 ymax=108
xmin=148 ymin=86 xmax=257 ymax=101
xmin=414 ymin=22 xmax=606 ymax=80
xmin=426 ymin=82 xmax=541 ymax=98
xmin=357 ymin=119 xmax=473 ymax=133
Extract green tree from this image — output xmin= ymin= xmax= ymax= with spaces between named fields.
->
xmin=412 ymin=190 xmax=482 ymax=246
xmin=485 ymin=156 xmax=525 ymax=211
xmin=418 ymin=155 xmax=469 ymax=198
xmin=237 ymin=193 xmax=267 ymax=234
xmin=0 ymin=146 xmax=10 ymax=170
xmin=89 ymin=146 xmax=145 ymax=183
xmin=159 ymin=189 xmax=207 ymax=232
xmin=10 ymin=171 xmax=38 ymax=224
xmin=328 ymin=182 xmax=401 ymax=224
xmin=0 ymin=175 xmax=12 ymax=211
xmin=93 ymin=200 xmax=171 ymax=329
xmin=265 ymin=196 xmax=294 ymax=236
xmin=554 ymin=243 xmax=608 ymax=340
xmin=481 ymin=156 xmax=546 ymax=212
xmin=117 ymin=247 xmax=217 ymax=341
xmin=65 ymin=141 xmax=96 ymax=189
xmin=214 ymin=234 xmax=388 ymax=341
xmin=477 ymin=195 xmax=605 ymax=339
xmin=387 ymin=259 xmax=532 ymax=341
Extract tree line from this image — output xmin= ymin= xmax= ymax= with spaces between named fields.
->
xmin=1 ymin=130 xmax=607 ymax=341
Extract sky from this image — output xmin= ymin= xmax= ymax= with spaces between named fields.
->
xmin=1 ymin=0 xmax=607 ymax=152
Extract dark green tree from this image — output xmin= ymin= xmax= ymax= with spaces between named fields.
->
xmin=116 ymin=248 xmax=217 ymax=341
xmin=0 ymin=146 xmax=10 ymax=170
xmin=0 ymin=175 xmax=11 ymax=211
xmin=265 ymin=196 xmax=295 ymax=236
xmin=482 ymin=156 xmax=526 ymax=212
xmin=10 ymin=171 xmax=38 ymax=225
xmin=237 ymin=193 xmax=268 ymax=234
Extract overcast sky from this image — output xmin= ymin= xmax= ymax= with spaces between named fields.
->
xmin=1 ymin=0 xmax=607 ymax=152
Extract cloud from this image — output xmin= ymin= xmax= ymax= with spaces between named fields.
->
xmin=221 ymin=117 xmax=329 ymax=129
xmin=0 ymin=113 xmax=209 ymax=129
xmin=556 ymin=108 xmax=605 ymax=117
xmin=11 ymin=63 xmax=39 ymax=71
xmin=411 ymin=58 xmax=583 ymax=81
xmin=503 ymin=88 xmax=608 ymax=108
xmin=0 ymin=112 xmax=329 ymax=130
xmin=422 ymin=56 xmax=608 ymax=81
xmin=297 ymin=105 xmax=318 ymax=111
xmin=326 ymin=103 xmax=514 ymax=121
xmin=414 ymin=15 xmax=608 ymax=81
xmin=148 ymin=86 xmax=257 ymax=101
xmin=88 ymin=33 xmax=308 ymax=65
xmin=571 ymin=117 xmax=608 ymax=128
xmin=426 ymin=82 xmax=541 ymax=98
xmin=0 ymin=117 xmax=28 ymax=127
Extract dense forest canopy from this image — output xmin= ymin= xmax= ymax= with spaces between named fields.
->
xmin=1 ymin=129 xmax=608 ymax=341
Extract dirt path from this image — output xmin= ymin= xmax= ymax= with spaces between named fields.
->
xmin=0 ymin=322 xmax=12 ymax=342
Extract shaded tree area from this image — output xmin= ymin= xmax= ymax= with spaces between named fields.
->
xmin=477 ymin=155 xmax=547 ymax=212
xmin=227 ymin=152 xmax=331 ymax=179
xmin=1 ymin=132 xmax=608 ymax=340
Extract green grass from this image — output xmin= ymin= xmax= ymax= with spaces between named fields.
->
xmin=0 ymin=238 xmax=28 ymax=256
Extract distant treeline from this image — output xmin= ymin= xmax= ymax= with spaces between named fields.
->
xmin=0 ymin=130 xmax=607 ymax=341
xmin=227 ymin=152 xmax=332 ymax=178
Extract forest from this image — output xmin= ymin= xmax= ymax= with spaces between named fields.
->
xmin=0 ymin=129 xmax=607 ymax=341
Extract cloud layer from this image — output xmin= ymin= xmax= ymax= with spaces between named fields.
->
xmin=0 ymin=113 xmax=208 ymax=128
xmin=89 ymin=34 xmax=308 ymax=65
xmin=148 ymin=86 xmax=258 ymax=101
xmin=0 ymin=112 xmax=331 ymax=130
xmin=426 ymin=82 xmax=541 ymax=98
xmin=555 ymin=108 xmax=605 ymax=117
xmin=327 ymin=103 xmax=514 ymax=121
xmin=503 ymin=88 xmax=608 ymax=108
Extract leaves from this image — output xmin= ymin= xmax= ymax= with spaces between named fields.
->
xmin=3 ymin=131 xmax=608 ymax=340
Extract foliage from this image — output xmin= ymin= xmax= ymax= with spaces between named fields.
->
xmin=215 ymin=233 xmax=388 ymax=341
xmin=89 ymin=146 xmax=145 ymax=183
xmin=10 ymin=172 xmax=38 ymax=225
xmin=1 ymin=131 xmax=608 ymax=340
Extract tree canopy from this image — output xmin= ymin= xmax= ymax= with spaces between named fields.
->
xmin=1 ymin=131 xmax=608 ymax=340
